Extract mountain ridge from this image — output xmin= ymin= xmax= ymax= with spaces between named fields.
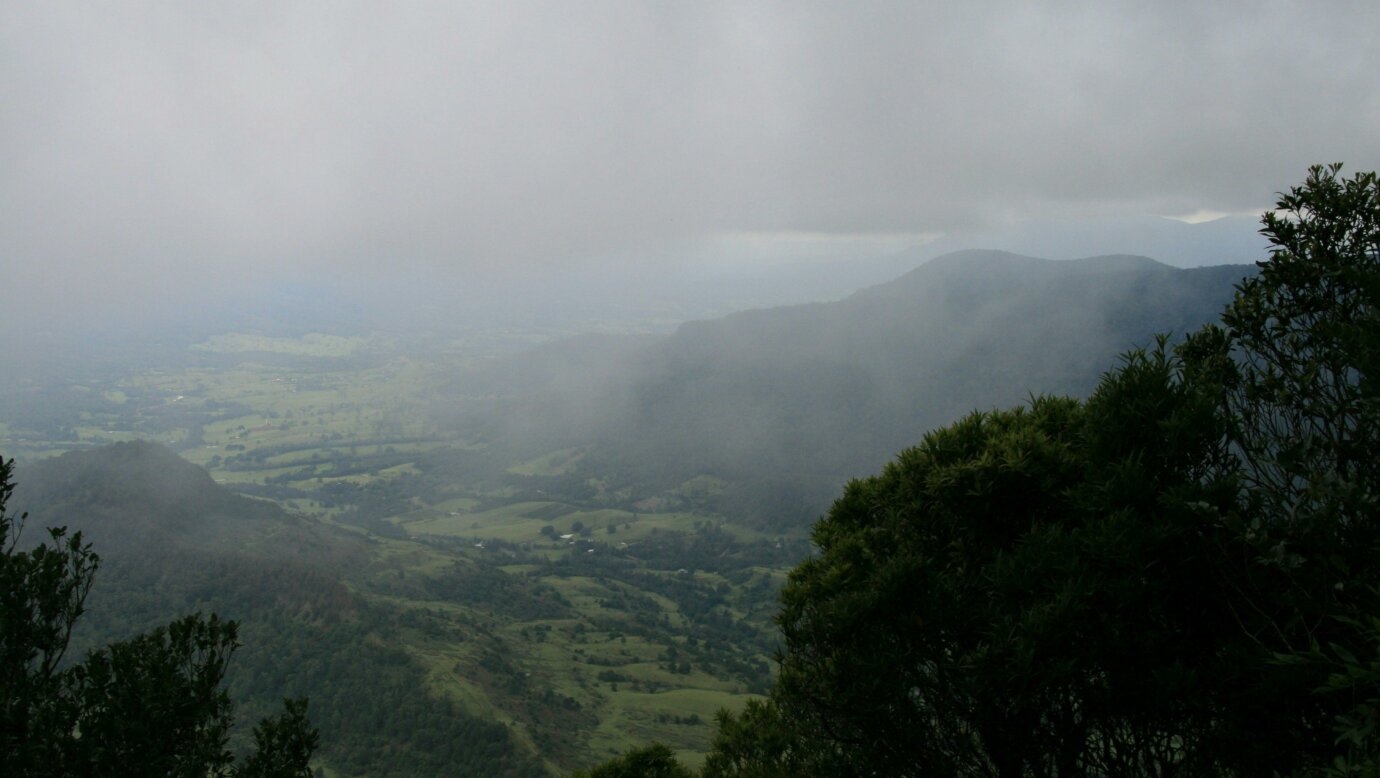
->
xmin=450 ymin=250 xmax=1256 ymax=528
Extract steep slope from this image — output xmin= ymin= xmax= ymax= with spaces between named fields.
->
xmin=622 ymin=251 xmax=1246 ymax=481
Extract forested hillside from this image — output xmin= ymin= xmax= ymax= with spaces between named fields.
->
xmin=12 ymin=442 xmax=547 ymax=777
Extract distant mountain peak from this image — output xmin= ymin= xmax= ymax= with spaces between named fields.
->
xmin=918 ymin=249 xmax=1169 ymax=274
xmin=1063 ymin=253 xmax=1172 ymax=272
xmin=848 ymin=249 xmax=1175 ymax=305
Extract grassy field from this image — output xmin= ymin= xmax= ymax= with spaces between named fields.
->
xmin=191 ymin=332 xmax=374 ymax=357
xmin=0 ymin=331 xmax=797 ymax=774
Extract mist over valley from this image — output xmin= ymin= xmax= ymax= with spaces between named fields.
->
xmin=4 ymin=244 xmax=1256 ymax=772
xmin=3 ymin=3 xmax=1376 ymax=774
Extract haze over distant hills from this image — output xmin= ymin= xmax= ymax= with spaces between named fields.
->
xmin=449 ymin=250 xmax=1256 ymax=527
xmin=1 ymin=214 xmax=1265 ymax=379
xmin=916 ymin=214 xmax=1267 ymax=266
xmin=539 ymin=213 xmax=1267 ymax=322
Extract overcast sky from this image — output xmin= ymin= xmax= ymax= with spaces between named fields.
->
xmin=2 ymin=1 xmax=1377 ymax=331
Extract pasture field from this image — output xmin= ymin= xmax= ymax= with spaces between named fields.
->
xmin=191 ymin=332 xmax=374 ymax=357
xmin=0 ymin=330 xmax=801 ymax=773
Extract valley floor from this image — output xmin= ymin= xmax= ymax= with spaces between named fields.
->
xmin=1 ymin=332 xmax=806 ymax=775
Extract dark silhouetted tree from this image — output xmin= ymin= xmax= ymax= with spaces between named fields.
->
xmin=1183 ymin=163 xmax=1380 ymax=774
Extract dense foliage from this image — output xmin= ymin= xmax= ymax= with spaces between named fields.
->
xmin=584 ymin=166 xmax=1380 ymax=776
xmin=1199 ymin=163 xmax=1380 ymax=773
xmin=771 ymin=359 xmax=1298 ymax=775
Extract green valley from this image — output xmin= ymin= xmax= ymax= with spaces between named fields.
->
xmin=3 ymin=342 xmax=797 ymax=774
xmin=2 ymin=252 xmax=1251 ymax=774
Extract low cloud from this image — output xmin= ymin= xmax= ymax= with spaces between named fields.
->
xmin=2 ymin=1 xmax=1376 ymax=329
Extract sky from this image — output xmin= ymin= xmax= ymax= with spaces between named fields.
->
xmin=2 ymin=1 xmax=1378 ymax=335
